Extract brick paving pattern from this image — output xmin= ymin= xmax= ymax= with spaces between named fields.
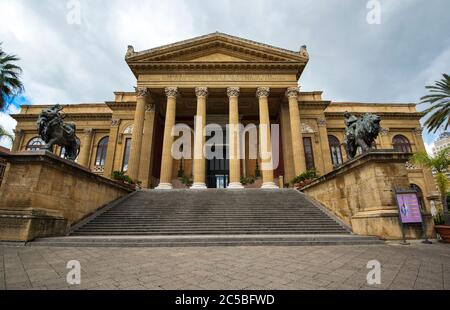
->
xmin=0 ymin=242 xmax=449 ymax=290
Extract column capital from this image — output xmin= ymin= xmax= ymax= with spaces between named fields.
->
xmin=83 ymin=128 xmax=94 ymax=135
xmin=413 ymin=127 xmax=424 ymax=136
xmin=195 ymin=87 xmax=209 ymax=98
xmin=317 ymin=117 xmax=327 ymax=127
xmin=227 ymin=87 xmax=240 ymax=98
xmin=165 ymin=87 xmax=179 ymax=98
xmin=256 ymin=87 xmax=270 ymax=98
xmin=134 ymin=87 xmax=150 ymax=99
xmin=285 ymin=87 xmax=299 ymax=98
xmin=111 ymin=119 xmax=120 ymax=127
xmin=380 ymin=128 xmax=390 ymax=136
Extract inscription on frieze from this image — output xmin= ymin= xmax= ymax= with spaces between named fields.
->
xmin=144 ymin=74 xmax=296 ymax=82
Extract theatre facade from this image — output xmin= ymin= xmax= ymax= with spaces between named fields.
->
xmin=9 ymin=33 xmax=436 ymax=206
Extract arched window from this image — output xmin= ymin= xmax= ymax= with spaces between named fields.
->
xmin=410 ymin=184 xmax=425 ymax=212
xmin=393 ymin=135 xmax=412 ymax=153
xmin=26 ymin=137 xmax=45 ymax=151
xmin=328 ymin=135 xmax=343 ymax=167
xmin=95 ymin=136 xmax=109 ymax=167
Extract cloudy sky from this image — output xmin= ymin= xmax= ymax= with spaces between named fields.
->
xmin=1 ymin=0 xmax=449 ymax=152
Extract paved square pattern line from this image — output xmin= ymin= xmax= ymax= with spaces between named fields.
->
xmin=0 ymin=243 xmax=449 ymax=290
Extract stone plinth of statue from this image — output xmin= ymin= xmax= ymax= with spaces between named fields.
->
xmin=302 ymin=150 xmax=436 ymax=240
xmin=0 ymin=151 xmax=134 ymax=242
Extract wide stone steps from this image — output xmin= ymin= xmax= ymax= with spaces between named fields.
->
xmin=31 ymin=235 xmax=382 ymax=247
xmin=29 ymin=189 xmax=382 ymax=247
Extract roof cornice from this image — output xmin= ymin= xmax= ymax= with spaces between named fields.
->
xmin=126 ymin=32 xmax=307 ymax=62
xmin=10 ymin=113 xmax=112 ymax=122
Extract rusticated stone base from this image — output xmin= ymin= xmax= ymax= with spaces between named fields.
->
xmin=0 ymin=208 xmax=68 ymax=242
xmin=0 ymin=151 xmax=134 ymax=242
xmin=302 ymin=151 xmax=436 ymax=240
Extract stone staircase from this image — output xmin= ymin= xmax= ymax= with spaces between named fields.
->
xmin=31 ymin=189 xmax=382 ymax=247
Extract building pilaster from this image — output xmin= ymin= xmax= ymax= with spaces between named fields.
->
xmin=103 ymin=119 xmax=120 ymax=178
xmin=79 ymin=128 xmax=94 ymax=167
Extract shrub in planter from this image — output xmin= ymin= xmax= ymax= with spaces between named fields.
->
xmin=111 ymin=171 xmax=140 ymax=187
xmin=434 ymin=210 xmax=450 ymax=243
xmin=290 ymin=169 xmax=317 ymax=189
xmin=179 ymin=174 xmax=193 ymax=188
xmin=240 ymin=176 xmax=255 ymax=186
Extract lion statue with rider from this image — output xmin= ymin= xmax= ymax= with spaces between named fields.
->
xmin=37 ymin=104 xmax=80 ymax=161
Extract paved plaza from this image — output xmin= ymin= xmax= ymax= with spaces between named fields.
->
xmin=0 ymin=242 xmax=449 ymax=290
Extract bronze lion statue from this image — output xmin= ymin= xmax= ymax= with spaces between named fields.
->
xmin=344 ymin=112 xmax=381 ymax=160
xmin=37 ymin=104 xmax=80 ymax=161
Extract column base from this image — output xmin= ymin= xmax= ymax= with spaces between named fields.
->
xmin=261 ymin=182 xmax=279 ymax=189
xmin=155 ymin=183 xmax=173 ymax=190
xmin=191 ymin=183 xmax=207 ymax=189
xmin=227 ymin=182 xmax=244 ymax=189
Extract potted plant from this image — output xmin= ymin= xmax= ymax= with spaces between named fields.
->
xmin=111 ymin=171 xmax=140 ymax=189
xmin=411 ymin=146 xmax=450 ymax=242
xmin=179 ymin=174 xmax=193 ymax=188
xmin=433 ymin=210 xmax=449 ymax=242
xmin=240 ymin=176 xmax=255 ymax=186
xmin=290 ymin=169 xmax=317 ymax=190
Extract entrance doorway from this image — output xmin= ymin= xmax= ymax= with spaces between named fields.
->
xmin=206 ymin=129 xmax=229 ymax=188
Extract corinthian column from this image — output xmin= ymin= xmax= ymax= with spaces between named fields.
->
xmin=79 ymin=128 xmax=94 ymax=167
xmin=227 ymin=87 xmax=244 ymax=189
xmin=257 ymin=87 xmax=278 ymax=189
xmin=286 ymin=87 xmax=306 ymax=176
xmin=156 ymin=87 xmax=179 ymax=190
xmin=128 ymin=87 xmax=149 ymax=181
xmin=192 ymin=87 xmax=208 ymax=189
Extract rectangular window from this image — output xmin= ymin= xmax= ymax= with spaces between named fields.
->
xmin=122 ymin=138 xmax=132 ymax=172
xmin=303 ymin=137 xmax=315 ymax=171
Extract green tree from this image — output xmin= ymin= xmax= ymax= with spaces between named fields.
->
xmin=0 ymin=124 xmax=13 ymax=143
xmin=421 ymin=74 xmax=450 ymax=133
xmin=411 ymin=146 xmax=450 ymax=222
xmin=0 ymin=43 xmax=24 ymax=111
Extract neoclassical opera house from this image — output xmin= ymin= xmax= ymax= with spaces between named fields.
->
xmin=10 ymin=33 xmax=435 ymax=206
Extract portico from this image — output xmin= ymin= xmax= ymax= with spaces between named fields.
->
xmin=122 ymin=33 xmax=310 ymax=189
xmin=130 ymin=85 xmax=302 ymax=190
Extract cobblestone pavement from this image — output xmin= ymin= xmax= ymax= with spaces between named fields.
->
xmin=0 ymin=242 xmax=449 ymax=290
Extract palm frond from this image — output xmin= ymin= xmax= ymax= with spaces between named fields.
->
xmin=0 ymin=44 xmax=24 ymax=111
xmin=0 ymin=125 xmax=14 ymax=143
xmin=420 ymin=73 xmax=450 ymax=133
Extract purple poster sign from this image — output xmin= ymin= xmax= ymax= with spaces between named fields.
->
xmin=396 ymin=193 xmax=423 ymax=224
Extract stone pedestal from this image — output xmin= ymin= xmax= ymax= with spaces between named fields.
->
xmin=302 ymin=151 xmax=435 ymax=240
xmin=0 ymin=151 xmax=134 ymax=241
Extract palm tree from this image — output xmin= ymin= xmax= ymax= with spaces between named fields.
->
xmin=0 ymin=42 xmax=24 ymax=111
xmin=411 ymin=146 xmax=450 ymax=222
xmin=0 ymin=124 xmax=13 ymax=144
xmin=421 ymin=74 xmax=450 ymax=133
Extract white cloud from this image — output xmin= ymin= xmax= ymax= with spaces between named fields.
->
xmin=424 ymin=141 xmax=435 ymax=156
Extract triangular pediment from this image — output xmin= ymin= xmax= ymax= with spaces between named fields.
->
xmin=126 ymin=32 xmax=309 ymax=63
xmin=187 ymin=52 xmax=249 ymax=62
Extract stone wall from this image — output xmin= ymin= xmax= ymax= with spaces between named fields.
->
xmin=0 ymin=151 xmax=134 ymax=241
xmin=302 ymin=151 xmax=436 ymax=240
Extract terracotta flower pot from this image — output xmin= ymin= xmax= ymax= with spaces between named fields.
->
xmin=435 ymin=225 xmax=450 ymax=243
